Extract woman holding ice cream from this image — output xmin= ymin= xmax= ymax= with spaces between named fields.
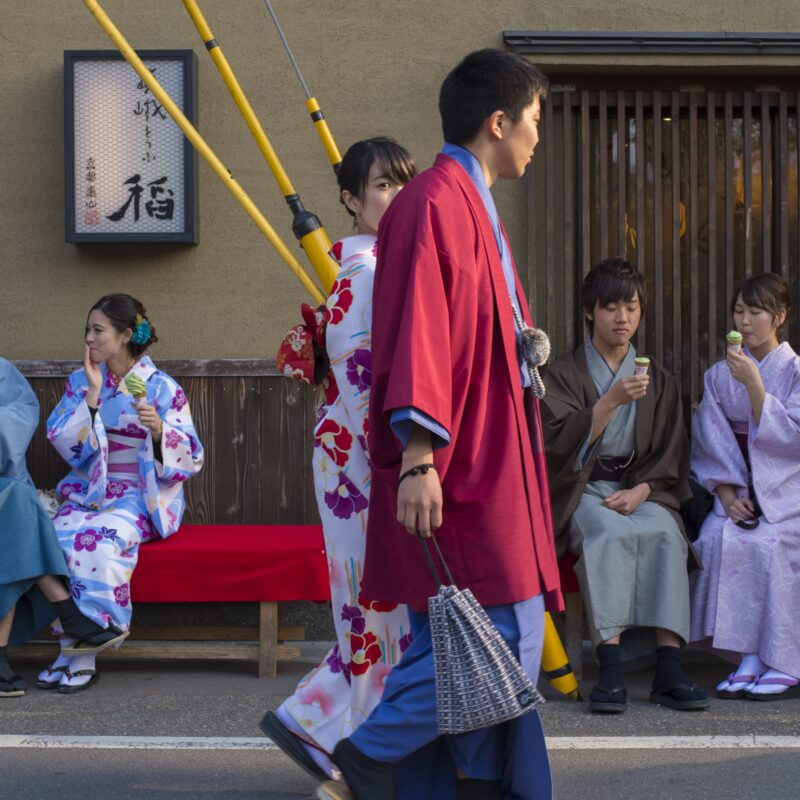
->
xmin=690 ymin=273 xmax=800 ymax=701
xmin=42 ymin=294 xmax=203 ymax=692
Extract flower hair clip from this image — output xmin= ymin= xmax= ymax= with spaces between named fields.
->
xmin=131 ymin=314 xmax=151 ymax=346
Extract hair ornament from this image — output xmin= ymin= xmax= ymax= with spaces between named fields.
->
xmin=131 ymin=313 xmax=152 ymax=346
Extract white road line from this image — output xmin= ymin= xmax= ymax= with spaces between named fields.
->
xmin=546 ymin=736 xmax=800 ymax=750
xmin=0 ymin=734 xmax=799 ymax=751
xmin=0 ymin=735 xmax=277 ymax=750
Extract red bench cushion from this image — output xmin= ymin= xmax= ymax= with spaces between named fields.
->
xmin=132 ymin=524 xmax=330 ymax=603
xmin=558 ymin=552 xmax=581 ymax=594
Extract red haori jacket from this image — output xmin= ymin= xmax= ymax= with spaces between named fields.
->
xmin=362 ymin=154 xmax=563 ymax=613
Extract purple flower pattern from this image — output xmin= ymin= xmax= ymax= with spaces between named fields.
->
xmin=164 ymin=429 xmax=182 ymax=450
xmin=171 ymin=389 xmax=187 ymax=411
xmin=74 ymin=530 xmax=103 ymax=552
xmin=326 ymin=644 xmax=352 ymax=684
xmin=114 ymin=584 xmax=130 ymax=607
xmin=105 ymin=480 xmax=126 ymax=499
xmin=341 ymin=604 xmax=366 ymax=635
xmin=324 ymin=473 xmax=368 ymax=520
xmin=345 ymin=349 xmax=371 ymax=393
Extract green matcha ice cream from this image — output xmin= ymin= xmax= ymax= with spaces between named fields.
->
xmin=124 ymin=373 xmax=147 ymax=400
xmin=726 ymin=330 xmax=743 ymax=353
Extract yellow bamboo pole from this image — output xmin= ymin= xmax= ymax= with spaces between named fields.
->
xmin=305 ymin=96 xmax=342 ymax=173
xmin=182 ymin=0 xmax=337 ymax=293
xmin=82 ymin=0 xmax=324 ymax=305
xmin=261 ymin=0 xmax=342 ymax=172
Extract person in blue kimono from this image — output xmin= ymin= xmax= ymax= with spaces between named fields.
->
xmin=0 ymin=358 xmax=125 ymax=698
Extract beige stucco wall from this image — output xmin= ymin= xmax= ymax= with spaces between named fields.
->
xmin=2 ymin=1 xmax=798 ymax=359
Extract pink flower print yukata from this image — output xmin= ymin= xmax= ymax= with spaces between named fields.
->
xmin=46 ymin=356 xmax=203 ymax=632
xmin=279 ymin=235 xmax=411 ymax=754
xmin=689 ymin=342 xmax=800 ymax=678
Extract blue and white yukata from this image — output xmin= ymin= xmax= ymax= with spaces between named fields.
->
xmin=46 ymin=356 xmax=203 ymax=632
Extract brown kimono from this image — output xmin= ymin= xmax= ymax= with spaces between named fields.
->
xmin=541 ymin=343 xmax=698 ymax=653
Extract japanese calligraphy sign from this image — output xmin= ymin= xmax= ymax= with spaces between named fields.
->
xmin=65 ymin=51 xmax=198 ymax=243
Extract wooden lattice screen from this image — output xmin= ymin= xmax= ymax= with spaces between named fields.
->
xmin=527 ymin=81 xmax=800 ymax=415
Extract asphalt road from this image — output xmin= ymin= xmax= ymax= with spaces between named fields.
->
xmin=1 ymin=649 xmax=798 ymax=800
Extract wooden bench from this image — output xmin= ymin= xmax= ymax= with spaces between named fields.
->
xmin=15 ymin=523 xmax=331 ymax=678
xmin=15 ymin=359 xmax=329 ymax=677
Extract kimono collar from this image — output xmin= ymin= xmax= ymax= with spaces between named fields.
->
xmin=334 ymin=234 xmax=377 ymax=266
xmin=438 ymin=146 xmax=531 ymax=389
xmin=584 ymin=338 xmax=636 ymax=391
xmin=102 ymin=355 xmax=157 ymax=394
xmin=746 ymin=341 xmax=796 ymax=384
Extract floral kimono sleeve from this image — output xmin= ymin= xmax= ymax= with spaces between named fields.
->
xmin=46 ymin=371 xmax=109 ymax=508
xmin=324 ymin=249 xmax=374 ymax=452
xmin=140 ymin=375 xmax=204 ymax=538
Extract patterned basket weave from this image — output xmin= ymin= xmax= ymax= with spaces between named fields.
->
xmin=420 ymin=536 xmax=544 ymax=735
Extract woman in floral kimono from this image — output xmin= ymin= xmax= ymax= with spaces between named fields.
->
xmin=690 ymin=274 xmax=800 ymax=700
xmin=42 ymin=294 xmax=203 ymax=692
xmin=263 ymin=138 xmax=417 ymax=779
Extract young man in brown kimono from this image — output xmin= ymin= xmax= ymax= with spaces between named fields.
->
xmin=540 ymin=258 xmax=709 ymax=713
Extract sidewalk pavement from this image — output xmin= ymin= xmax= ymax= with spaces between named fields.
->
xmin=1 ymin=646 xmax=799 ymax=799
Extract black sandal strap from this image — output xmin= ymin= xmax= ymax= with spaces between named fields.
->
xmin=590 ymin=684 xmax=627 ymax=698
xmin=65 ymin=669 xmax=98 ymax=678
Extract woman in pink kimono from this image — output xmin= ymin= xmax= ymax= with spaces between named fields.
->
xmin=262 ymin=138 xmax=418 ymax=779
xmin=690 ymin=273 xmax=800 ymax=700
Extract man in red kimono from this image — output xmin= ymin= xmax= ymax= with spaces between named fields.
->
xmin=317 ymin=49 xmax=562 ymax=800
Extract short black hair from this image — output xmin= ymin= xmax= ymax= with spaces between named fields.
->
xmin=89 ymin=293 xmax=158 ymax=357
xmin=337 ymin=137 xmax=417 ymax=217
xmin=581 ymin=259 xmax=647 ymax=335
xmin=439 ymin=49 xmax=549 ymax=146
xmin=731 ymin=273 xmax=791 ymax=340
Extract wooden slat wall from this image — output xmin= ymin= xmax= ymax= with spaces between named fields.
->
xmin=17 ymin=360 xmax=320 ymax=525
xmin=535 ymin=87 xmax=799 ymax=418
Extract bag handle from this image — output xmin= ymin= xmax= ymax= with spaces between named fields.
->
xmin=417 ymin=533 xmax=455 ymax=588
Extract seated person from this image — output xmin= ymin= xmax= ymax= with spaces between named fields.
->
xmin=0 ymin=357 xmax=123 ymax=698
xmin=541 ymin=258 xmax=708 ymax=713
xmin=42 ymin=294 xmax=203 ymax=693
xmin=690 ymin=273 xmax=800 ymax=700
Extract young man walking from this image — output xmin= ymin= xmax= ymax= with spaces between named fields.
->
xmin=317 ymin=48 xmax=562 ymax=800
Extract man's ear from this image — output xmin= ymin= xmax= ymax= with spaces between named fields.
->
xmin=486 ymin=110 xmax=506 ymax=141
xmin=582 ymin=307 xmax=593 ymax=322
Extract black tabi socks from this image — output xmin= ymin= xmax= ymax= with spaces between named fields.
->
xmin=653 ymin=645 xmax=689 ymax=691
xmin=0 ymin=646 xmax=10 ymax=675
xmin=595 ymin=643 xmax=624 ymax=690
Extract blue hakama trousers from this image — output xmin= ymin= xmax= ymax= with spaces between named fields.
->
xmin=350 ymin=595 xmax=552 ymax=800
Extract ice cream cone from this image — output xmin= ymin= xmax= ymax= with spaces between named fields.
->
xmin=726 ymin=330 xmax=743 ymax=354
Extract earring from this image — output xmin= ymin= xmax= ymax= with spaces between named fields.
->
xmin=354 ymin=213 xmax=360 ymax=226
